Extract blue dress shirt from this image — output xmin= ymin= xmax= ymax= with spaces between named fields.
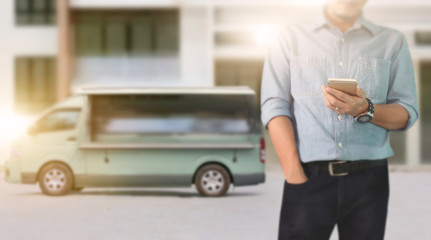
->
xmin=260 ymin=14 xmax=419 ymax=163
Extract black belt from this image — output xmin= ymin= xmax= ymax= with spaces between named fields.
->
xmin=303 ymin=159 xmax=387 ymax=176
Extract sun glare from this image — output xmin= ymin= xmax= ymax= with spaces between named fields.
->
xmin=292 ymin=0 xmax=326 ymax=6
xmin=253 ymin=25 xmax=276 ymax=46
xmin=0 ymin=112 xmax=33 ymax=142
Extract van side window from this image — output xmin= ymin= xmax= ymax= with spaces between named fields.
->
xmin=37 ymin=109 xmax=81 ymax=133
xmin=92 ymin=94 xmax=259 ymax=136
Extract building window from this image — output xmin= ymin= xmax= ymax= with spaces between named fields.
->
xmin=421 ymin=61 xmax=431 ymax=163
xmin=215 ymin=32 xmax=257 ymax=47
xmin=75 ymin=10 xmax=179 ymax=56
xmin=15 ymin=57 xmax=57 ymax=114
xmin=15 ymin=0 xmax=56 ymax=25
xmin=215 ymin=60 xmax=264 ymax=109
xmin=389 ymin=131 xmax=406 ymax=164
xmin=73 ymin=10 xmax=180 ymax=85
xmin=415 ymin=31 xmax=431 ymax=46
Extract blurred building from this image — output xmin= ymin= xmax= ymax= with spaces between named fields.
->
xmin=0 ymin=0 xmax=430 ymax=165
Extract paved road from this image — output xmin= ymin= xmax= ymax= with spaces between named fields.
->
xmin=1 ymin=169 xmax=430 ymax=240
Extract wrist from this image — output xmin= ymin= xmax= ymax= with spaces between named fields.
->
xmin=354 ymin=98 xmax=374 ymax=123
xmin=355 ymin=98 xmax=369 ymax=117
xmin=284 ymin=165 xmax=307 ymax=184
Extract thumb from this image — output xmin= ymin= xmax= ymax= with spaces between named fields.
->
xmin=356 ymin=86 xmax=366 ymax=98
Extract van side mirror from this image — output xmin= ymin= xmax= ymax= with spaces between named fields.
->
xmin=27 ymin=125 xmax=38 ymax=135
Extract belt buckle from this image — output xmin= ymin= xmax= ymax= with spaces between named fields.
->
xmin=329 ymin=161 xmax=348 ymax=176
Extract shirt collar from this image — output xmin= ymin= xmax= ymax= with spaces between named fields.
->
xmin=361 ymin=16 xmax=379 ymax=36
xmin=311 ymin=11 xmax=379 ymax=36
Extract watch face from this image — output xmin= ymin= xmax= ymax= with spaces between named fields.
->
xmin=357 ymin=115 xmax=372 ymax=123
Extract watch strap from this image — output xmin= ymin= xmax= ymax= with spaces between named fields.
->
xmin=354 ymin=98 xmax=374 ymax=123
xmin=366 ymin=98 xmax=374 ymax=116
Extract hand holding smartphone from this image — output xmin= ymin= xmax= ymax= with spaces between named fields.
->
xmin=327 ymin=78 xmax=358 ymax=95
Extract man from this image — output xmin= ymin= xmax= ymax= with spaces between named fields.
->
xmin=260 ymin=0 xmax=418 ymax=239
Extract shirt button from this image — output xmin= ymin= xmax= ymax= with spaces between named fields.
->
xmin=337 ymin=115 xmax=343 ymax=120
xmin=341 ymin=38 xmax=345 ymax=42
xmin=338 ymin=142 xmax=343 ymax=148
xmin=339 ymin=61 xmax=344 ymax=67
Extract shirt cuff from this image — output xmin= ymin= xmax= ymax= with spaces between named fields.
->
xmin=393 ymin=102 xmax=419 ymax=131
xmin=261 ymin=98 xmax=292 ymax=131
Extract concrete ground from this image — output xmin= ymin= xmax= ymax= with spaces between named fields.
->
xmin=1 ymin=167 xmax=430 ymax=240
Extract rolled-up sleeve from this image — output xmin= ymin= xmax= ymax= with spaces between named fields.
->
xmin=260 ymin=28 xmax=293 ymax=130
xmin=387 ymin=34 xmax=419 ymax=131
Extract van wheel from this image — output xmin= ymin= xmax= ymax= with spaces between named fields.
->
xmin=195 ymin=164 xmax=230 ymax=197
xmin=38 ymin=163 xmax=73 ymax=196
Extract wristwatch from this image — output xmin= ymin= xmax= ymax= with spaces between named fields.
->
xmin=354 ymin=98 xmax=374 ymax=123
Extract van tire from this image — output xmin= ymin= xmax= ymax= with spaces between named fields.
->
xmin=38 ymin=163 xmax=73 ymax=196
xmin=195 ymin=164 xmax=230 ymax=197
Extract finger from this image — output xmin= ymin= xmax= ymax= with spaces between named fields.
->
xmin=329 ymin=98 xmax=349 ymax=114
xmin=356 ymin=86 xmax=366 ymax=98
xmin=322 ymin=86 xmax=348 ymax=112
xmin=326 ymin=87 xmax=350 ymax=102
xmin=321 ymin=86 xmax=331 ymax=103
xmin=321 ymin=85 xmax=328 ymax=97
xmin=322 ymin=90 xmax=333 ymax=108
xmin=322 ymin=86 xmax=337 ymax=109
xmin=325 ymin=91 xmax=348 ymax=109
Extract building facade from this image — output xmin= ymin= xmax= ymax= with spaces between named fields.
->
xmin=0 ymin=0 xmax=430 ymax=165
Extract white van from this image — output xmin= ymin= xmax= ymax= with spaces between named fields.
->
xmin=5 ymin=87 xmax=265 ymax=196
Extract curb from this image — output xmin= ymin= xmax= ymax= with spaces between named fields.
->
xmin=266 ymin=163 xmax=431 ymax=173
xmin=388 ymin=164 xmax=431 ymax=172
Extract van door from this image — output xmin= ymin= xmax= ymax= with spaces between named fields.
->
xmin=86 ymin=147 xmax=195 ymax=187
xmin=21 ymin=109 xmax=82 ymax=175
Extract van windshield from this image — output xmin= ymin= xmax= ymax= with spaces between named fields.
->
xmin=90 ymin=94 xmax=260 ymax=138
xmin=36 ymin=109 xmax=81 ymax=133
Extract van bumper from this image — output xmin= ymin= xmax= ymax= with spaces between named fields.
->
xmin=21 ymin=173 xmax=37 ymax=183
xmin=4 ymin=159 xmax=21 ymax=183
xmin=233 ymin=173 xmax=265 ymax=186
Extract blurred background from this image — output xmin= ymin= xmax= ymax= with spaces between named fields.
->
xmin=0 ymin=0 xmax=430 ymax=167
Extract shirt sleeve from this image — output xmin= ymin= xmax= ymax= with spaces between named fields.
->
xmin=386 ymin=34 xmax=419 ymax=131
xmin=260 ymin=28 xmax=293 ymax=131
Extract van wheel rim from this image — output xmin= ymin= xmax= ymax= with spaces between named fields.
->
xmin=201 ymin=170 xmax=224 ymax=193
xmin=43 ymin=168 xmax=66 ymax=192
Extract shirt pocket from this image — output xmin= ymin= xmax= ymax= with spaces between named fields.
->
xmin=291 ymin=56 xmax=326 ymax=97
xmin=357 ymin=57 xmax=390 ymax=101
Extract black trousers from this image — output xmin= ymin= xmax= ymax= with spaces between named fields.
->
xmin=278 ymin=161 xmax=390 ymax=240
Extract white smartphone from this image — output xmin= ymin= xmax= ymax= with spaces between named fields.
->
xmin=327 ymin=78 xmax=358 ymax=95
